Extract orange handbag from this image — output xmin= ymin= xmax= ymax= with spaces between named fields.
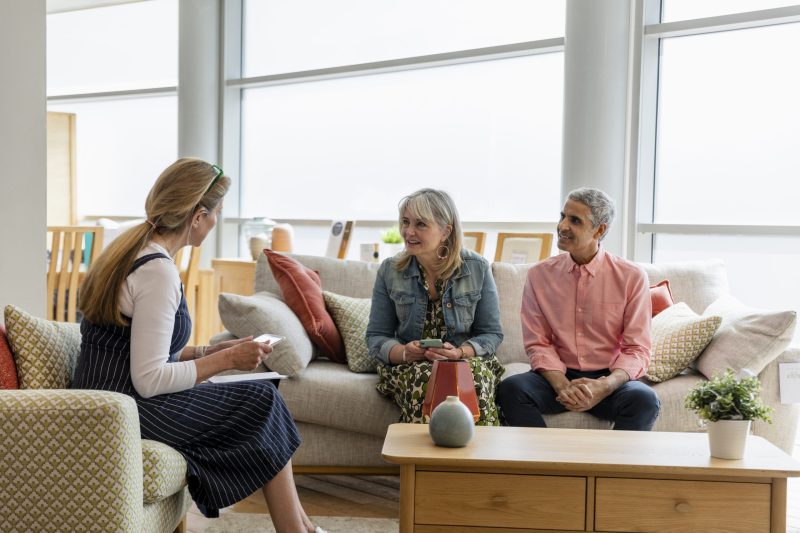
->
xmin=422 ymin=359 xmax=480 ymax=422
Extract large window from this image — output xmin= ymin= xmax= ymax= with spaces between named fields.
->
xmin=641 ymin=3 xmax=800 ymax=341
xmin=235 ymin=0 xmax=566 ymax=223
xmin=240 ymin=54 xmax=563 ymax=222
xmin=47 ymin=0 xmax=178 ymax=217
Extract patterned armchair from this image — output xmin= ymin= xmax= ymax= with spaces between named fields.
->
xmin=0 ymin=305 xmax=191 ymax=533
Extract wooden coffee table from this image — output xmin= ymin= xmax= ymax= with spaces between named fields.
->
xmin=382 ymin=423 xmax=800 ymax=533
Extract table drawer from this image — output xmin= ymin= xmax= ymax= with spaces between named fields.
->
xmin=415 ymin=471 xmax=586 ymax=530
xmin=595 ymin=477 xmax=770 ymax=533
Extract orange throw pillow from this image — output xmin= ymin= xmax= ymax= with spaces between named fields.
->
xmin=0 ymin=324 xmax=19 ymax=389
xmin=650 ymin=279 xmax=675 ymax=317
xmin=264 ymin=249 xmax=346 ymax=363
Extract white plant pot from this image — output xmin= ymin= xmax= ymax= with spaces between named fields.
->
xmin=706 ymin=419 xmax=751 ymax=459
xmin=379 ymin=242 xmax=405 ymax=260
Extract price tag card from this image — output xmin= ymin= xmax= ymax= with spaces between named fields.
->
xmin=778 ymin=363 xmax=800 ymax=404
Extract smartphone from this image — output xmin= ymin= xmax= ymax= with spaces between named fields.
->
xmin=254 ymin=333 xmax=285 ymax=346
xmin=419 ymin=338 xmax=443 ymax=349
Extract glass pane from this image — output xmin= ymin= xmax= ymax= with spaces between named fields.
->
xmin=662 ymin=1 xmax=799 ymax=22
xmin=48 ymin=96 xmax=178 ymax=217
xmin=47 ymin=0 xmax=178 ymax=95
xmin=243 ymin=0 xmax=565 ymax=76
xmin=654 ymin=24 xmax=800 ymax=224
xmin=240 ymin=54 xmax=563 ymax=222
xmin=654 ymin=234 xmax=800 ymax=344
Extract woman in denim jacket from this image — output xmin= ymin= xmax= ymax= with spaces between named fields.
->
xmin=366 ymin=189 xmax=504 ymax=424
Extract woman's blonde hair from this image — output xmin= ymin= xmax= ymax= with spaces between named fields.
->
xmin=79 ymin=158 xmax=231 ymax=326
xmin=395 ymin=188 xmax=463 ymax=280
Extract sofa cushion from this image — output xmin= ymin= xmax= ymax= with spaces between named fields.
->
xmin=218 ymin=291 xmax=314 ymax=376
xmin=640 ymin=260 xmax=728 ymax=314
xmin=255 ymin=253 xmax=379 ymax=299
xmin=646 ymin=303 xmax=721 ymax=383
xmin=696 ymin=294 xmax=797 ymax=379
xmin=4 ymin=305 xmax=80 ymax=389
xmin=141 ymin=439 xmax=187 ymax=504
xmin=491 ymin=262 xmax=531 ymax=366
xmin=650 ymin=279 xmax=674 ymax=317
xmin=650 ymin=371 xmax=708 ymax=432
xmin=264 ymin=250 xmax=346 ymax=363
xmin=322 ymin=291 xmax=376 ymax=373
xmin=0 ymin=324 xmax=19 ymax=389
xmin=279 ymin=360 xmax=399 ymax=437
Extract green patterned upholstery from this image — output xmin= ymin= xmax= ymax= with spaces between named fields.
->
xmin=4 ymin=305 xmax=80 ymax=389
xmin=0 ymin=390 xmax=144 ymax=532
xmin=142 ymin=439 xmax=188 ymax=504
xmin=0 ymin=305 xmax=190 ymax=532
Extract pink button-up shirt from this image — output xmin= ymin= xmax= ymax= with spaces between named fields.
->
xmin=521 ymin=248 xmax=651 ymax=380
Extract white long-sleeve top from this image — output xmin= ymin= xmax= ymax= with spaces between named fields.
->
xmin=120 ymin=242 xmax=197 ymax=398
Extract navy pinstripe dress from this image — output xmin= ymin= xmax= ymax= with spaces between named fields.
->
xmin=72 ymin=253 xmax=301 ymax=518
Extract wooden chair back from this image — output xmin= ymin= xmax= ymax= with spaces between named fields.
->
xmin=174 ymin=246 xmax=201 ymax=344
xmin=462 ymin=231 xmax=487 ymax=255
xmin=494 ymin=232 xmax=553 ymax=264
xmin=46 ymin=226 xmax=104 ymax=322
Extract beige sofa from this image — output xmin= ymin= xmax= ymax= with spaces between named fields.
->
xmin=213 ymin=254 xmax=800 ymax=469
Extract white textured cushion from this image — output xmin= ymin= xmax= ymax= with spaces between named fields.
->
xmin=491 ymin=262 xmax=532 ymax=365
xmin=639 ymin=260 xmax=729 ymax=314
xmin=217 ymin=291 xmax=314 ymax=376
xmin=646 ymin=303 xmax=721 ymax=383
xmin=322 ymin=291 xmax=375 ymax=373
xmin=696 ymin=294 xmax=797 ymax=379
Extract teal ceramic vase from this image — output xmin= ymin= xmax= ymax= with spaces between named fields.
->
xmin=429 ymin=395 xmax=474 ymax=447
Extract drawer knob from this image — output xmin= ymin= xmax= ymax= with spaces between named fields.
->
xmin=675 ymin=501 xmax=692 ymax=513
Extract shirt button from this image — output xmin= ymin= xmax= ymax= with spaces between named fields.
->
xmin=578 ymin=308 xmax=583 ymax=312
xmin=577 ymin=332 xmax=583 ymax=336
xmin=446 ymin=302 xmax=452 ymax=308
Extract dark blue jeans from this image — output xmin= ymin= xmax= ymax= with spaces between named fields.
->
xmin=496 ymin=369 xmax=660 ymax=431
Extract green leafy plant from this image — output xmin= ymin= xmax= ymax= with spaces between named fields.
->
xmin=684 ymin=369 xmax=772 ymax=423
xmin=381 ymin=226 xmax=403 ymax=244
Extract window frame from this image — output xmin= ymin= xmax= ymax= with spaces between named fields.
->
xmin=630 ymin=2 xmax=800 ymax=262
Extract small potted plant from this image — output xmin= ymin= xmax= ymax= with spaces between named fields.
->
xmin=379 ymin=226 xmax=405 ymax=259
xmin=685 ymin=369 xmax=772 ymax=459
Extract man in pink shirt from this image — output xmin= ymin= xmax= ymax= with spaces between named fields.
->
xmin=496 ymin=188 xmax=660 ymax=431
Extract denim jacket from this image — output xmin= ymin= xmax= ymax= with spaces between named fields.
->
xmin=366 ymin=249 xmax=503 ymax=365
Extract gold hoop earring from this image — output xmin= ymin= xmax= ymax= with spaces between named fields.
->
xmin=436 ymin=243 xmax=449 ymax=260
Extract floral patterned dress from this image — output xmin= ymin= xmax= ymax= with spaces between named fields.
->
xmin=376 ymin=267 xmax=504 ymax=425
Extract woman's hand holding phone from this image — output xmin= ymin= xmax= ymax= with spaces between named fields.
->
xmin=424 ymin=341 xmax=463 ymax=361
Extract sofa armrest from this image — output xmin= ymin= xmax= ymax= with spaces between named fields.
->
xmin=753 ymin=347 xmax=800 ymax=454
xmin=0 ymin=389 xmax=144 ymax=532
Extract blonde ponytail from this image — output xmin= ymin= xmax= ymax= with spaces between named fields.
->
xmin=79 ymin=158 xmax=230 ymax=326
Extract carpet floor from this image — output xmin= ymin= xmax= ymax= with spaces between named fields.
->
xmin=204 ymin=514 xmax=398 ymax=533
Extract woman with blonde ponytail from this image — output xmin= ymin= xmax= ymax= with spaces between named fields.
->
xmin=73 ymin=158 xmax=325 ymax=533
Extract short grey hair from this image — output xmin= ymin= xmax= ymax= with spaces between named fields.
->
xmin=567 ymin=187 xmax=615 ymax=238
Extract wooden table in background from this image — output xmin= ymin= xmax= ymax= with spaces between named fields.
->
xmin=194 ymin=258 xmax=256 ymax=344
xmin=381 ymin=424 xmax=800 ymax=533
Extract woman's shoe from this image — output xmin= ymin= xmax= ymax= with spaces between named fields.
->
xmin=314 ymin=527 xmax=328 ymax=533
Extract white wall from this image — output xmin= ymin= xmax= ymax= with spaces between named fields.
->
xmin=0 ymin=0 xmax=47 ymax=323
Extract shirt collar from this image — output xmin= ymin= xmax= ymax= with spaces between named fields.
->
xmin=565 ymin=245 xmax=606 ymax=277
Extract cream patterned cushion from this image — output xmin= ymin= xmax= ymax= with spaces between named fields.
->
xmin=322 ymin=291 xmax=375 ymax=373
xmin=142 ymin=439 xmax=187 ymax=504
xmin=218 ymin=292 xmax=314 ymax=376
xmin=646 ymin=302 xmax=721 ymax=383
xmin=696 ymin=294 xmax=797 ymax=378
xmin=3 ymin=305 xmax=81 ymax=389
xmin=0 ymin=390 xmax=144 ymax=532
